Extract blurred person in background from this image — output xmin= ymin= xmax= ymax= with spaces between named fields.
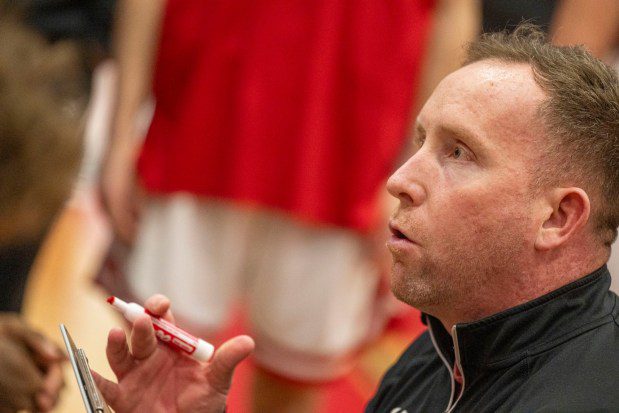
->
xmin=550 ymin=0 xmax=619 ymax=293
xmin=21 ymin=0 xmax=118 ymax=196
xmin=100 ymin=0 xmax=479 ymax=411
xmin=0 ymin=7 xmax=86 ymax=411
xmin=0 ymin=3 xmax=85 ymax=314
xmin=551 ymin=0 xmax=619 ymax=62
xmin=481 ymin=0 xmax=558 ymax=34
xmin=26 ymin=0 xmax=116 ymax=81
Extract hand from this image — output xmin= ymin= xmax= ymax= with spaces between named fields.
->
xmin=0 ymin=314 xmax=65 ymax=412
xmin=100 ymin=138 xmax=143 ymax=245
xmin=93 ymin=295 xmax=254 ymax=413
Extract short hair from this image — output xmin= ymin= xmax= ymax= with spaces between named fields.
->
xmin=464 ymin=24 xmax=619 ymax=246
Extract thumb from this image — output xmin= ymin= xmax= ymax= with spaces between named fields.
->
xmin=206 ymin=335 xmax=254 ymax=395
xmin=92 ymin=370 xmax=121 ymax=409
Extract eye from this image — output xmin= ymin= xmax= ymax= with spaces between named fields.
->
xmin=414 ymin=135 xmax=425 ymax=148
xmin=453 ymin=146 xmax=463 ymax=159
xmin=410 ymin=135 xmax=425 ymax=155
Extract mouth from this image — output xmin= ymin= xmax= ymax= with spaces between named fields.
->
xmin=388 ymin=222 xmax=414 ymax=243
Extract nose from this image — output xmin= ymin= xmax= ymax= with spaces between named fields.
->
xmin=386 ymin=157 xmax=428 ymax=207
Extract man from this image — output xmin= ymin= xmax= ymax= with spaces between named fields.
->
xmin=93 ymin=24 xmax=619 ymax=412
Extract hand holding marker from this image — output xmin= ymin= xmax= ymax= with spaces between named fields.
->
xmin=107 ymin=296 xmax=214 ymax=361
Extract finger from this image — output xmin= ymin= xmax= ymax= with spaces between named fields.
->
xmin=31 ymin=340 xmax=66 ymax=367
xmin=206 ymin=335 xmax=255 ymax=395
xmin=143 ymin=294 xmax=175 ymax=323
xmin=0 ymin=340 xmax=42 ymax=411
xmin=130 ymin=315 xmax=158 ymax=360
xmin=5 ymin=322 xmax=62 ymax=362
xmin=92 ymin=370 xmax=121 ymax=409
xmin=35 ymin=391 xmax=56 ymax=412
xmin=0 ymin=339 xmax=45 ymax=391
xmin=36 ymin=362 xmax=64 ymax=411
xmin=106 ymin=327 xmax=134 ymax=379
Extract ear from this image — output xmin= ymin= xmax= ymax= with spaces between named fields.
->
xmin=535 ymin=187 xmax=591 ymax=251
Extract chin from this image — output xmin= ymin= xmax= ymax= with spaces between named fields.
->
xmin=391 ymin=283 xmax=437 ymax=311
xmin=390 ymin=266 xmax=432 ymax=309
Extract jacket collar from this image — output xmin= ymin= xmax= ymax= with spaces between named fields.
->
xmin=423 ymin=265 xmax=615 ymax=383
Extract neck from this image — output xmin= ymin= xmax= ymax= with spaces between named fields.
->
xmin=437 ymin=251 xmax=607 ymax=331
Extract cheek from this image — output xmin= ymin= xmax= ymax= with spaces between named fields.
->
xmin=433 ymin=189 xmax=523 ymax=242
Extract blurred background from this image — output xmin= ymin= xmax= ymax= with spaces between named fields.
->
xmin=0 ymin=0 xmax=617 ymax=412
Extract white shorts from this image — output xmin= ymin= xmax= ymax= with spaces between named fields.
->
xmin=127 ymin=195 xmax=381 ymax=381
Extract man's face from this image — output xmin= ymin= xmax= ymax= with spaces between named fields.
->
xmin=387 ymin=61 xmax=548 ymax=318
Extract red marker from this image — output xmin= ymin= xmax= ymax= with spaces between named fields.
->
xmin=107 ymin=296 xmax=214 ymax=361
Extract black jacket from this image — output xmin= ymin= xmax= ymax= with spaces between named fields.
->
xmin=366 ymin=266 xmax=619 ymax=412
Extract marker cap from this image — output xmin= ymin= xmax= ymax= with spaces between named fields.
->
xmin=194 ymin=339 xmax=215 ymax=362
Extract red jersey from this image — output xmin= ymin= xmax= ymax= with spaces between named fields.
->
xmin=138 ymin=0 xmax=434 ymax=232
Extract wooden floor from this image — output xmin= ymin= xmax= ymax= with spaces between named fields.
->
xmin=22 ymin=191 xmax=119 ymax=413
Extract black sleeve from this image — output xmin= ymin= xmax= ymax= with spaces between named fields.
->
xmin=364 ymin=334 xmax=428 ymax=412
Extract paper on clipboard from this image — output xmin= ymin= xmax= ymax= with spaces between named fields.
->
xmin=59 ymin=324 xmax=111 ymax=413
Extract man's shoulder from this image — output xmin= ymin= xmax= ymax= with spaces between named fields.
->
xmin=365 ymin=331 xmax=450 ymax=413
xmin=388 ymin=330 xmax=436 ymax=373
xmin=513 ymin=318 xmax=619 ymax=410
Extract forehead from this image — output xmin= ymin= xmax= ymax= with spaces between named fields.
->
xmin=420 ymin=60 xmax=547 ymax=159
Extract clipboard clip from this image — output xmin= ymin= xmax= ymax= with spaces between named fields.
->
xmin=59 ymin=324 xmax=111 ymax=413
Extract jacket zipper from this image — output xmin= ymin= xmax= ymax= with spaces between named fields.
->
xmin=427 ymin=323 xmax=456 ymax=412
xmin=446 ymin=325 xmax=465 ymax=413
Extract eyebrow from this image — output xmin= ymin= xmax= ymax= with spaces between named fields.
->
xmin=415 ymin=119 xmax=488 ymax=156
